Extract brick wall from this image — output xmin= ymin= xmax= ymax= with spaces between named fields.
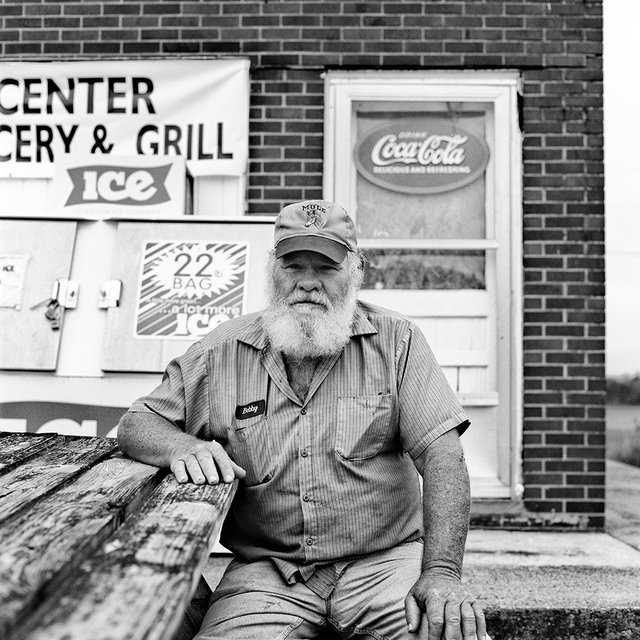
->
xmin=0 ymin=0 xmax=605 ymax=528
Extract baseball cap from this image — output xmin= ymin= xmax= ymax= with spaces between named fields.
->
xmin=274 ymin=200 xmax=358 ymax=263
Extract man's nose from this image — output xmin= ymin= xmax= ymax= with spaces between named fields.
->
xmin=297 ymin=271 xmax=321 ymax=291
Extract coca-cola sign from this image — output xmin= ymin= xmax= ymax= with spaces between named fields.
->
xmin=355 ymin=117 xmax=490 ymax=194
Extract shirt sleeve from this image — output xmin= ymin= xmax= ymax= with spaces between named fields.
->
xmin=127 ymin=341 xmax=210 ymax=439
xmin=396 ymin=322 xmax=469 ymax=460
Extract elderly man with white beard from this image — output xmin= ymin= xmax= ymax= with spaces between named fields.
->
xmin=118 ymin=200 xmax=487 ymax=640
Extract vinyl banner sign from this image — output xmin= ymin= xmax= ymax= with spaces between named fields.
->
xmin=134 ymin=240 xmax=248 ymax=339
xmin=0 ymin=59 xmax=249 ymax=178
xmin=355 ymin=116 xmax=490 ymax=194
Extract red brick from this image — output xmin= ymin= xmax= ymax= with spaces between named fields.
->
xmin=44 ymin=42 xmax=81 ymax=54
xmin=545 ymin=460 xmax=585 ymax=472
xmin=25 ymin=4 xmax=61 ymax=16
xmin=104 ymin=4 xmax=142 ymax=15
xmin=143 ymin=3 xmax=181 ymax=15
xmin=566 ymin=502 xmax=605 ymax=514
xmin=82 ymin=42 xmax=120 ymax=54
xmin=5 ymin=43 xmax=42 ymax=54
xmin=62 ymin=4 xmax=101 ymax=16
xmin=545 ymin=433 xmax=586 ymax=446
xmin=545 ymin=487 xmax=585 ymax=499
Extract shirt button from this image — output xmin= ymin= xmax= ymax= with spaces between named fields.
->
xmin=301 ymin=449 xmax=308 ymax=458
xmin=300 ymin=408 xmax=307 ymax=415
xmin=303 ymin=494 xmax=311 ymax=502
xmin=306 ymin=538 xmax=314 ymax=546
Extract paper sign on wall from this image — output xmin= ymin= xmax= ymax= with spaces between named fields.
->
xmin=134 ymin=241 xmax=248 ymax=340
xmin=0 ymin=254 xmax=30 ymax=309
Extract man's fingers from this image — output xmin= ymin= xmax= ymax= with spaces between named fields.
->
xmin=171 ymin=458 xmax=189 ymax=484
xmin=208 ymin=441 xmax=244 ymax=483
xmin=407 ymin=577 xmax=486 ymax=640
xmin=442 ymin=600 xmax=462 ymax=640
xmin=459 ymin=600 xmax=477 ymax=640
xmin=184 ymin=455 xmax=206 ymax=484
xmin=404 ymin=593 xmax=422 ymax=634
xmin=196 ymin=450 xmax=220 ymax=484
xmin=472 ymin=601 xmax=487 ymax=639
xmin=426 ymin=601 xmax=445 ymax=640
xmin=198 ymin=446 xmax=246 ymax=483
xmin=170 ymin=441 xmax=246 ymax=485
xmin=230 ymin=460 xmax=247 ymax=479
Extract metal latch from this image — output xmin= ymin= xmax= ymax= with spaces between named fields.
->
xmin=51 ymin=279 xmax=79 ymax=309
xmin=98 ymin=280 xmax=122 ymax=308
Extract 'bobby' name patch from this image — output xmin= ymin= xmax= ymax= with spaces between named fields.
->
xmin=235 ymin=400 xmax=266 ymax=420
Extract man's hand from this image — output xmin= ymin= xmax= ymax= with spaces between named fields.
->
xmin=405 ymin=572 xmax=486 ymax=640
xmin=169 ymin=439 xmax=246 ymax=485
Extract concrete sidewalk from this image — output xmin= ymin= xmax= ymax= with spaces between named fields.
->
xmin=464 ymin=530 xmax=640 ymax=639
xmin=464 ymin=459 xmax=640 ymax=639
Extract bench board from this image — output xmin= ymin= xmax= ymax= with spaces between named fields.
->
xmin=0 ymin=455 xmax=162 ymax=638
xmin=0 ymin=432 xmax=57 ymax=474
xmin=0 ymin=436 xmax=118 ymax=524
xmin=14 ymin=476 xmax=236 ymax=640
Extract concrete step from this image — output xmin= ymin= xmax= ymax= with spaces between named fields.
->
xmin=464 ymin=530 xmax=640 ymax=640
xmin=483 ymin=607 xmax=639 ymax=640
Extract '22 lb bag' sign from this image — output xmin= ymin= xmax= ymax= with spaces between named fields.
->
xmin=134 ymin=240 xmax=248 ymax=339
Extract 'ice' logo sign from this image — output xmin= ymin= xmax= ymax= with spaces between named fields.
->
xmin=65 ymin=164 xmax=172 ymax=206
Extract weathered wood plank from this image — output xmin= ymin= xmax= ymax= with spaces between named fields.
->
xmin=0 ymin=432 xmax=58 ymax=475
xmin=21 ymin=567 xmax=203 ymax=640
xmin=0 ymin=455 xmax=162 ymax=638
xmin=15 ymin=477 xmax=236 ymax=640
xmin=0 ymin=436 xmax=118 ymax=524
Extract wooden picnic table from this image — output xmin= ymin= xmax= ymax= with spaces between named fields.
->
xmin=0 ymin=431 xmax=236 ymax=640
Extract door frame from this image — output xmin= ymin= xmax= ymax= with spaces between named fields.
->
xmin=323 ymin=70 xmax=523 ymax=499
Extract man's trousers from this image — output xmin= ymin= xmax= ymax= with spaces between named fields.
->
xmin=195 ymin=541 xmax=423 ymax=640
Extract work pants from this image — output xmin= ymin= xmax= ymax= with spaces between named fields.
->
xmin=195 ymin=540 xmax=422 ymax=640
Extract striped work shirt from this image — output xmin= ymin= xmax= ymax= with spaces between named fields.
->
xmin=128 ymin=300 xmax=469 ymax=582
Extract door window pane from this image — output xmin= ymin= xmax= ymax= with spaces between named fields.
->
xmin=354 ymin=101 xmax=491 ymax=241
xmin=363 ymin=249 xmax=485 ymax=291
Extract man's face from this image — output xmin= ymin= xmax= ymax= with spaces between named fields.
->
xmin=271 ymin=250 xmax=351 ymax=313
xmin=263 ymin=249 xmax=360 ymax=360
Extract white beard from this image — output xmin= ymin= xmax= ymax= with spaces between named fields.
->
xmin=261 ymin=278 xmax=359 ymax=362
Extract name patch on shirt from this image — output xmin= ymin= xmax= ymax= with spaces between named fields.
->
xmin=235 ymin=400 xmax=266 ymax=420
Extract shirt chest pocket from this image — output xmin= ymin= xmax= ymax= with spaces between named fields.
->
xmin=226 ymin=417 xmax=273 ymax=486
xmin=335 ymin=394 xmax=394 ymax=461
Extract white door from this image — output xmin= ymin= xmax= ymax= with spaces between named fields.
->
xmin=324 ymin=71 xmax=523 ymax=499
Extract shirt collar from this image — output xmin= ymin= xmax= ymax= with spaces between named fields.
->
xmin=351 ymin=302 xmax=378 ymax=337
xmin=236 ymin=301 xmax=378 ymax=351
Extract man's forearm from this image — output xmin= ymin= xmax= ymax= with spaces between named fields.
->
xmin=419 ymin=428 xmax=471 ymax=578
xmin=117 ymin=411 xmax=200 ymax=468
xmin=406 ymin=430 xmax=485 ymax=638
